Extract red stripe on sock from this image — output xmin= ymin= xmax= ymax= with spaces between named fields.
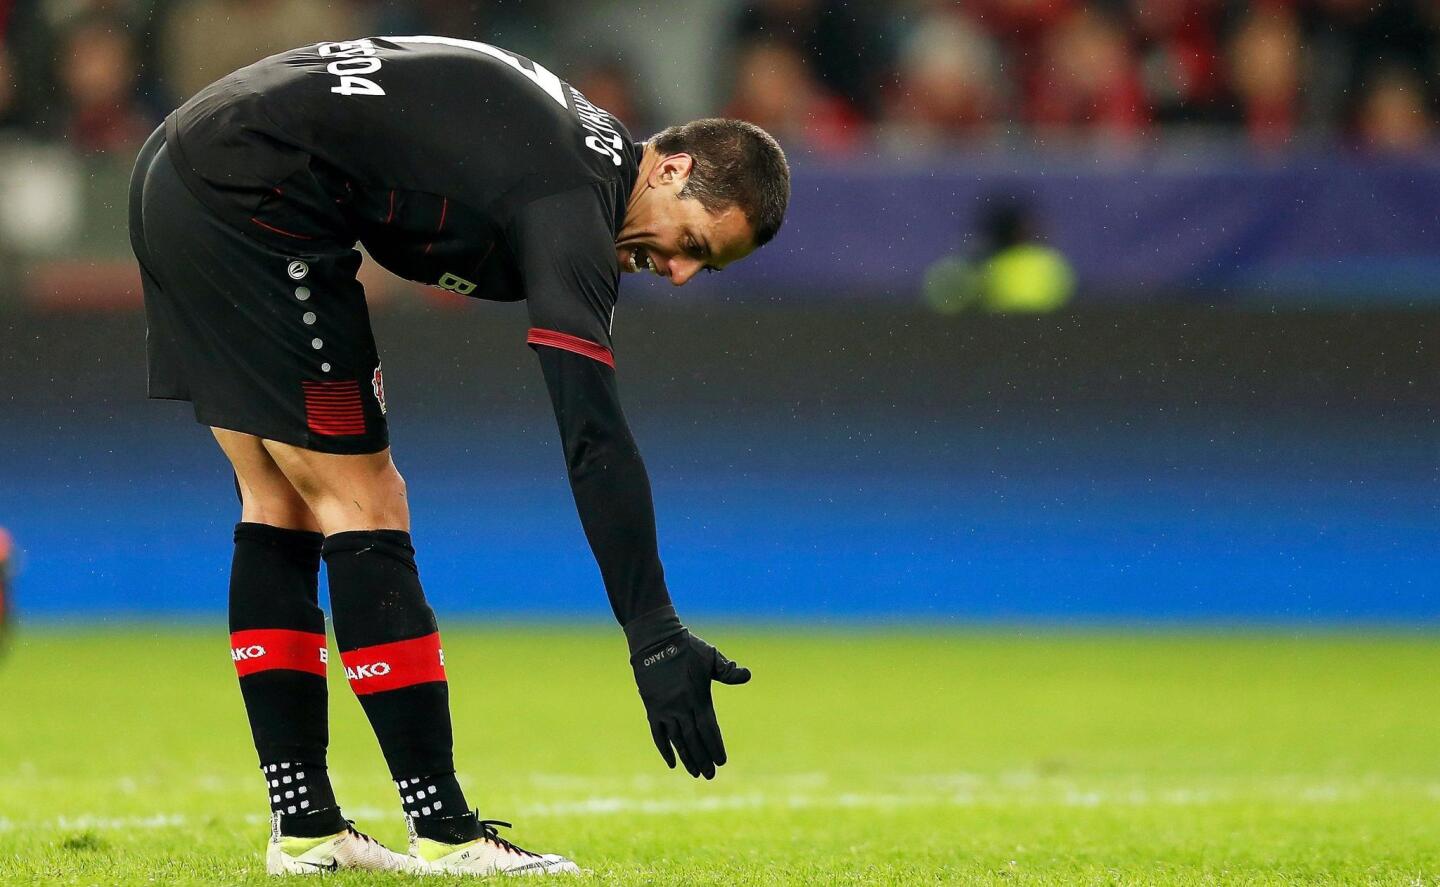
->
xmin=230 ymin=629 xmax=328 ymax=677
xmin=526 ymin=328 xmax=615 ymax=368
xmin=340 ymin=632 xmax=446 ymax=695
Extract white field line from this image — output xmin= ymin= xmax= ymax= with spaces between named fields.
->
xmin=3 ymin=779 xmax=1438 ymax=834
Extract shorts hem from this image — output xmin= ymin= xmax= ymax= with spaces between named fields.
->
xmin=196 ymin=412 xmax=389 ymax=456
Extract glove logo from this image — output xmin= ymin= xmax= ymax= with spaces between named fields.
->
xmin=643 ymin=644 xmax=680 ymax=668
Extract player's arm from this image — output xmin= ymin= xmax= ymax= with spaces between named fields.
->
xmin=532 ymin=344 xmax=667 ymax=627
xmin=512 ymin=186 xmax=750 ymax=780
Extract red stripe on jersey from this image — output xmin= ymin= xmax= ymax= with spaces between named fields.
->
xmin=302 ymin=380 xmax=366 ymax=437
xmin=526 ymin=328 xmax=615 ymax=368
xmin=385 ymin=190 xmax=396 ymax=224
xmin=340 ymin=632 xmax=446 ymax=695
xmin=423 ymin=198 xmax=449 ymax=256
xmin=230 ymin=629 xmax=328 ymax=677
xmin=250 ymin=217 xmax=314 ymax=240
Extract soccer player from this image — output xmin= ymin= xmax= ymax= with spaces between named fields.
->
xmin=128 ymin=36 xmax=788 ymax=876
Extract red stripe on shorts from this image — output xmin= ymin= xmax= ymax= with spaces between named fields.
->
xmin=340 ymin=632 xmax=447 ymax=695
xmin=302 ymin=380 xmax=367 ymax=437
xmin=526 ymin=328 xmax=615 ymax=368
xmin=230 ymin=629 xmax=328 ymax=677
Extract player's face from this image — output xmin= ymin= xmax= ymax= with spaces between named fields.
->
xmin=616 ymin=153 xmax=757 ymax=286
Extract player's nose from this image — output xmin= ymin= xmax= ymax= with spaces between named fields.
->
xmin=667 ymin=258 xmax=701 ymax=286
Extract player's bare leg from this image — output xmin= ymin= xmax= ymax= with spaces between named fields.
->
xmin=257 ymin=438 xmax=579 ymax=874
xmin=255 ymin=438 xmax=410 ymax=534
xmin=213 ymin=429 xmax=321 ymax=532
xmin=213 ymin=429 xmax=413 ymax=873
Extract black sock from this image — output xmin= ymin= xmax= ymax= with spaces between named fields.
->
xmin=396 ymin=772 xmax=482 ymax=842
xmin=229 ymin=523 xmax=343 ymax=832
xmin=324 ymin=530 xmax=475 ymax=833
xmin=263 ymin=761 xmax=345 ymax=835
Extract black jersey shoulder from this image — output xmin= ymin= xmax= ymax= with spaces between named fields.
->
xmin=166 ymin=36 xmax=639 ymax=242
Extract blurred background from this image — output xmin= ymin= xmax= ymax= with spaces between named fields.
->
xmin=0 ymin=0 xmax=1435 ymax=623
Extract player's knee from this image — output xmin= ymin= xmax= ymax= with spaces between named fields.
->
xmin=374 ymin=465 xmax=409 ymax=525
xmin=387 ymin=466 xmax=408 ymax=503
xmin=307 ymin=462 xmax=409 ymax=531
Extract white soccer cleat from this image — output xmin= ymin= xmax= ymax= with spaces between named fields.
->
xmin=409 ymin=817 xmax=580 ymax=876
xmin=265 ymin=814 xmax=418 ymax=875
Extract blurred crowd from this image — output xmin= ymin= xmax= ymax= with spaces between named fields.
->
xmin=0 ymin=0 xmax=1437 ymax=159
xmin=725 ymin=0 xmax=1440 ymax=155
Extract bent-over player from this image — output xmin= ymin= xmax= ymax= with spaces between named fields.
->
xmin=128 ymin=35 xmax=788 ymax=876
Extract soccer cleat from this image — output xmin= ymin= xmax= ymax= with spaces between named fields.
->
xmin=265 ymin=814 xmax=417 ymax=875
xmin=409 ymin=816 xmax=580 ymax=876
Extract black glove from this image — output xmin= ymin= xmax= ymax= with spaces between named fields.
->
xmin=625 ymin=607 xmax=751 ymax=779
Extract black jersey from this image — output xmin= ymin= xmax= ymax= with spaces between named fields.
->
xmin=165 ymin=35 xmax=641 ymax=356
xmin=159 ymin=37 xmax=674 ymax=631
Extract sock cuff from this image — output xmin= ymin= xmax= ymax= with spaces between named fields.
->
xmin=235 ymin=522 xmax=323 ymax=560
xmin=322 ymin=529 xmax=415 ymax=565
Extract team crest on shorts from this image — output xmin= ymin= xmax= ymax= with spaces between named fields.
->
xmin=287 ymin=260 xmax=309 ymax=280
xmin=371 ymin=364 xmax=387 ymax=414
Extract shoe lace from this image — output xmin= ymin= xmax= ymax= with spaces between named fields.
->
xmin=476 ymin=818 xmax=541 ymax=858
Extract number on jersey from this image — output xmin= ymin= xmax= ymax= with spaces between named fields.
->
xmin=320 ymin=39 xmax=385 ymax=96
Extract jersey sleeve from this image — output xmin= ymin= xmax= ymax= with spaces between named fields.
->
xmin=510 ymin=183 xmax=620 ymax=367
xmin=534 ymin=346 xmax=673 ymax=628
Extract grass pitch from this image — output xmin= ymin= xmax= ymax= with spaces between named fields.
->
xmin=0 ymin=625 xmax=1437 ymax=885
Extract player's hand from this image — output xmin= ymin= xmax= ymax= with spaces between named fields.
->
xmin=630 ymin=630 xmax=751 ymax=779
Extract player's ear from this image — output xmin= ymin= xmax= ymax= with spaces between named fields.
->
xmin=650 ymin=152 xmax=693 ymax=189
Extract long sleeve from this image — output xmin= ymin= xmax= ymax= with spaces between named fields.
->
xmin=534 ymin=346 xmax=673 ymax=627
xmin=509 ymin=183 xmax=681 ymax=646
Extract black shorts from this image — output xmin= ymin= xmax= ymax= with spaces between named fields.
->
xmin=128 ymin=127 xmax=389 ymax=454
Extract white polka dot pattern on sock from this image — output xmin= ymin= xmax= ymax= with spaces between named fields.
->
xmin=395 ymin=774 xmax=463 ymax=823
xmin=263 ymin=762 xmax=335 ymax=822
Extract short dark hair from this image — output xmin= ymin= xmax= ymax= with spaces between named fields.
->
xmin=650 ymin=118 xmax=790 ymax=247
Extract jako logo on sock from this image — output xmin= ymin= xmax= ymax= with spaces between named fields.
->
xmin=229 ymin=629 xmax=328 ymax=678
xmin=344 ymin=661 xmax=392 ymax=681
xmin=339 ymin=632 xmax=446 ymax=695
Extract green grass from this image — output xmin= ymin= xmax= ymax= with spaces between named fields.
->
xmin=1 ymin=625 xmax=1438 ymax=885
